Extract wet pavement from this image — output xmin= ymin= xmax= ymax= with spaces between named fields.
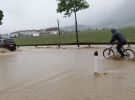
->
xmin=0 ymin=45 xmax=135 ymax=100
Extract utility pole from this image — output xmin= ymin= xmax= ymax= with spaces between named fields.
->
xmin=57 ymin=19 xmax=60 ymax=37
xmin=89 ymin=25 xmax=90 ymax=31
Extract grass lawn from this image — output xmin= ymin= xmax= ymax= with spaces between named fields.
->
xmin=13 ymin=28 xmax=135 ymax=45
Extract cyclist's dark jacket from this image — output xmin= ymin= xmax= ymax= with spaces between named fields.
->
xmin=110 ymin=29 xmax=126 ymax=44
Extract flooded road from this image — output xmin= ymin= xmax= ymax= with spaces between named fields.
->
xmin=0 ymin=46 xmax=135 ymax=100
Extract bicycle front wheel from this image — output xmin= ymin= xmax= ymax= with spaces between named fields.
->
xmin=123 ymin=49 xmax=135 ymax=59
xmin=103 ymin=48 xmax=115 ymax=58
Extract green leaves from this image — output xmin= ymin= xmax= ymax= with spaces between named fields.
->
xmin=56 ymin=0 xmax=89 ymax=17
xmin=0 ymin=10 xmax=4 ymax=25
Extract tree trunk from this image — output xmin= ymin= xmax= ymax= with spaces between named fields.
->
xmin=74 ymin=11 xmax=79 ymax=47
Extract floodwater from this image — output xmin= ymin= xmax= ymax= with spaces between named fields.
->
xmin=0 ymin=45 xmax=135 ymax=100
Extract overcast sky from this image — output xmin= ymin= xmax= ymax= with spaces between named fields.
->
xmin=0 ymin=0 xmax=126 ymax=34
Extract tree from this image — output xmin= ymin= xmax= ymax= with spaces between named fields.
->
xmin=56 ymin=0 xmax=89 ymax=47
xmin=0 ymin=10 xmax=4 ymax=25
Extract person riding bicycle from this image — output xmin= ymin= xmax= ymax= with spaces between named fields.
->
xmin=109 ymin=29 xmax=127 ymax=58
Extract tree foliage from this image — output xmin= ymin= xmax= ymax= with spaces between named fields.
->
xmin=56 ymin=0 xmax=89 ymax=17
xmin=0 ymin=10 xmax=4 ymax=25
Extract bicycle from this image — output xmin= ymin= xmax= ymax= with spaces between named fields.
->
xmin=103 ymin=44 xmax=135 ymax=59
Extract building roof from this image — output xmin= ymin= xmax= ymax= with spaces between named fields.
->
xmin=45 ymin=27 xmax=58 ymax=31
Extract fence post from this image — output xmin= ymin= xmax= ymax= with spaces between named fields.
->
xmin=94 ymin=51 xmax=98 ymax=75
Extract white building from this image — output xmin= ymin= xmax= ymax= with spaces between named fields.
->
xmin=45 ymin=27 xmax=58 ymax=34
xmin=10 ymin=32 xmax=19 ymax=38
xmin=0 ymin=34 xmax=10 ymax=39
xmin=10 ymin=30 xmax=40 ymax=37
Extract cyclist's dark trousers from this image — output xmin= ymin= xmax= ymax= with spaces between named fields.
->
xmin=116 ymin=42 xmax=126 ymax=57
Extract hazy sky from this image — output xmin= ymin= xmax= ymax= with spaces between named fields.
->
xmin=0 ymin=0 xmax=125 ymax=34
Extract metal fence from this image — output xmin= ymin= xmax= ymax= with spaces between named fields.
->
xmin=17 ymin=42 xmax=135 ymax=48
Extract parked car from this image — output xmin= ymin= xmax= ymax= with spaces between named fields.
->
xmin=0 ymin=38 xmax=16 ymax=51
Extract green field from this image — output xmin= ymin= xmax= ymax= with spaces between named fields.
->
xmin=13 ymin=28 xmax=135 ymax=45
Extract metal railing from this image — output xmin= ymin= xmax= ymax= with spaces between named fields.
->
xmin=16 ymin=42 xmax=135 ymax=48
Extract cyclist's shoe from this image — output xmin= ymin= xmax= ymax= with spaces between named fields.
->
xmin=120 ymin=56 xmax=124 ymax=58
xmin=120 ymin=55 xmax=127 ymax=60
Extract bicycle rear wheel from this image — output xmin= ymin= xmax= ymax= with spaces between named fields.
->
xmin=103 ymin=48 xmax=115 ymax=58
xmin=123 ymin=49 xmax=135 ymax=59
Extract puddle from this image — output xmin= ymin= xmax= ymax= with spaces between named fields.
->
xmin=0 ymin=46 xmax=135 ymax=100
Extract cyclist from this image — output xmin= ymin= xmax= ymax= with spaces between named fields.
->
xmin=108 ymin=29 xmax=127 ymax=58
